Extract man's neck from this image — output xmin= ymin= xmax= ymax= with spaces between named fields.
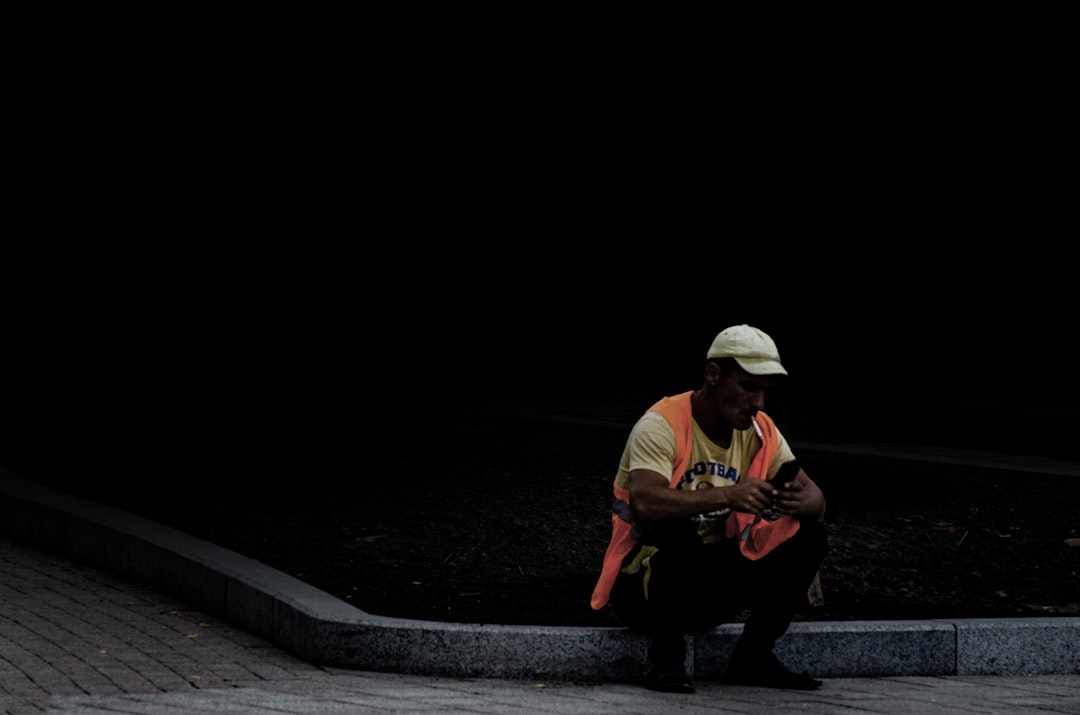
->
xmin=691 ymin=389 xmax=733 ymax=449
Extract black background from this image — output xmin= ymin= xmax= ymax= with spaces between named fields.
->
xmin=2 ymin=0 xmax=1077 ymax=489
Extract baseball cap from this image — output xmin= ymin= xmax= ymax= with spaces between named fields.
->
xmin=706 ymin=324 xmax=787 ymax=376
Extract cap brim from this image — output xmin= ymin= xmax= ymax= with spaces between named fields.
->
xmin=734 ymin=357 xmax=788 ymax=376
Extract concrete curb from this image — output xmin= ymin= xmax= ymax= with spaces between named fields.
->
xmin=1 ymin=467 xmax=1077 ymax=681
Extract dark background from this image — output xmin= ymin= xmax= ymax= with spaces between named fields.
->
xmin=2 ymin=258 xmax=1076 ymax=489
xmin=2 ymin=1 xmax=1077 ymax=490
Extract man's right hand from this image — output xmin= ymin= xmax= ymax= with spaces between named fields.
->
xmin=722 ymin=478 xmax=777 ymax=514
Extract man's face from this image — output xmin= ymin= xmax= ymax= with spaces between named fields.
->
xmin=712 ymin=365 xmax=779 ymax=431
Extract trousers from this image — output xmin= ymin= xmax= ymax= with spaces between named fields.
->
xmin=609 ymin=518 xmax=829 ymax=662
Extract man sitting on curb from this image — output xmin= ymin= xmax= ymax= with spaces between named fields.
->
xmin=590 ymin=324 xmax=829 ymax=693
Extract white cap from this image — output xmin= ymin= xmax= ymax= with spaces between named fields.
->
xmin=706 ymin=324 xmax=787 ymax=376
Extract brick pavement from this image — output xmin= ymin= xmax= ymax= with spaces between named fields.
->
xmin=3 ymin=536 xmax=1080 ymax=714
xmin=0 ymin=538 xmax=319 ymax=715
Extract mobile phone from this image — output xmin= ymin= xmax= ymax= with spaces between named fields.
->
xmin=771 ymin=459 xmax=800 ymax=490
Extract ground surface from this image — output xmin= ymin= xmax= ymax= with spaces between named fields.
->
xmin=19 ymin=409 xmax=1080 ymax=628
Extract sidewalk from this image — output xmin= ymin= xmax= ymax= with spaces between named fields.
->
xmin=2 ymin=535 xmax=1079 ymax=714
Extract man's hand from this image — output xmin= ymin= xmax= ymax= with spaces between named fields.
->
xmin=627 ymin=468 xmax=826 ymax=523
xmin=769 ymin=470 xmax=827 ymax=519
xmin=724 ymin=478 xmax=777 ymax=514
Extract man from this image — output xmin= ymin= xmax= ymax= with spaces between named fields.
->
xmin=590 ymin=324 xmax=828 ymax=693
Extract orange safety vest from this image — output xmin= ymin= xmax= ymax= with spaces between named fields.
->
xmin=590 ymin=390 xmax=800 ymax=610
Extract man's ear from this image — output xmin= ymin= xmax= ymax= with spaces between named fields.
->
xmin=704 ymin=360 xmax=722 ymax=385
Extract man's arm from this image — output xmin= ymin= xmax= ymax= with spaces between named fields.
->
xmin=627 ymin=469 xmax=778 ymax=523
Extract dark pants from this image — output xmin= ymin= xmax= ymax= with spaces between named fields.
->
xmin=610 ymin=519 xmax=829 ymax=667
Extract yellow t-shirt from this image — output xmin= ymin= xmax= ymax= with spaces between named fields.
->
xmin=615 ymin=411 xmax=796 ymax=543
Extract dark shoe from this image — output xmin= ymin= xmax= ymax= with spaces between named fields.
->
xmin=645 ymin=632 xmax=693 ymax=693
xmin=726 ymin=652 xmax=822 ymax=690
xmin=645 ymin=666 xmax=695 ymax=694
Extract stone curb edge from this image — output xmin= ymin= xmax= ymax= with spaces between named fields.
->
xmin=1 ymin=467 xmax=1076 ymax=681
